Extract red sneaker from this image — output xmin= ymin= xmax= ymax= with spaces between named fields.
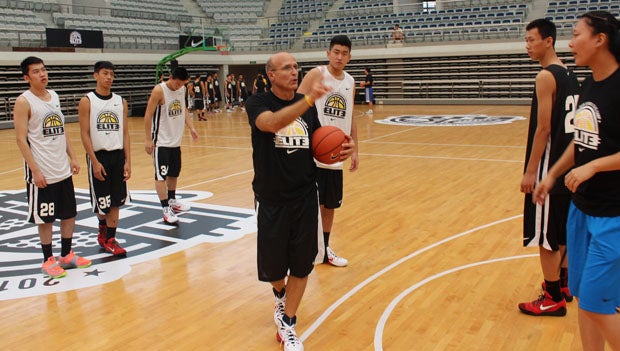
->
xmin=97 ymin=225 xmax=107 ymax=248
xmin=103 ymin=237 xmax=127 ymax=257
xmin=519 ymin=291 xmax=566 ymax=316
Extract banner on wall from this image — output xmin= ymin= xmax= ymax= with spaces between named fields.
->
xmin=46 ymin=28 xmax=104 ymax=48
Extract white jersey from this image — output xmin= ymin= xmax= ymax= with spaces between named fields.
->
xmin=21 ymin=89 xmax=71 ymax=184
xmin=87 ymin=92 xmax=124 ymax=151
xmin=151 ymin=82 xmax=186 ymax=147
xmin=314 ymin=65 xmax=355 ymax=169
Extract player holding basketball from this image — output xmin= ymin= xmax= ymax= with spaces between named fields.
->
xmin=246 ymin=52 xmax=354 ymax=351
xmin=144 ymin=67 xmax=199 ymax=224
xmin=297 ymin=34 xmax=359 ymax=268
xmin=518 ymin=19 xmax=580 ymax=317
xmin=534 ymin=11 xmax=620 ymax=349
xmin=78 ymin=61 xmax=131 ymax=257
xmin=14 ymin=56 xmax=91 ymax=278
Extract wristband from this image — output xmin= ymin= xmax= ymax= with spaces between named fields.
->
xmin=304 ymin=94 xmax=314 ymax=107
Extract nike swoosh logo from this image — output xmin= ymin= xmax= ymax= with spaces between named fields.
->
xmin=191 ymin=39 xmax=204 ymax=47
xmin=539 ymin=304 xmax=559 ymax=311
xmin=578 ymin=147 xmax=585 ymax=152
xmin=286 ymin=149 xmax=298 ymax=154
xmin=330 ymin=154 xmax=339 ymax=160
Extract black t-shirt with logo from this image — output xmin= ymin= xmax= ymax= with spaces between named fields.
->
xmin=246 ymin=91 xmax=320 ymax=205
xmin=572 ymin=68 xmax=620 ymax=216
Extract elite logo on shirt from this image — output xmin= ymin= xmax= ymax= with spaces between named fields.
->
xmin=274 ymin=118 xmax=310 ymax=150
xmin=574 ymin=102 xmax=601 ymax=151
xmin=323 ymin=93 xmax=347 ymax=119
xmin=96 ymin=111 xmax=120 ymax=132
xmin=168 ymin=99 xmax=184 ymax=118
xmin=42 ymin=113 xmax=64 ymax=137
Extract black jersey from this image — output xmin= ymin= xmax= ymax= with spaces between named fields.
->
xmin=246 ymin=91 xmax=320 ymax=205
xmin=256 ymin=76 xmax=266 ymax=93
xmin=525 ymin=64 xmax=580 ymax=194
xmin=365 ymin=73 xmax=373 ymax=87
xmin=191 ymin=80 xmax=204 ymax=99
xmin=572 ymin=68 xmax=620 ymax=217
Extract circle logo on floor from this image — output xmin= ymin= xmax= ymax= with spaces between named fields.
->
xmin=0 ymin=189 xmax=256 ymax=301
xmin=375 ymin=115 xmax=525 ymax=126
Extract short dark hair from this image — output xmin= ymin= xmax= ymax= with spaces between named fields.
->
xmin=365 ymin=68 xmax=371 ymax=73
xmin=20 ymin=56 xmax=44 ymax=75
xmin=329 ymin=35 xmax=352 ymax=50
xmin=94 ymin=61 xmax=114 ymax=73
xmin=526 ymin=18 xmax=557 ymax=46
xmin=171 ymin=67 xmax=189 ymax=80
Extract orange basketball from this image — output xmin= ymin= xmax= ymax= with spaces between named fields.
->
xmin=312 ymin=126 xmax=346 ymax=164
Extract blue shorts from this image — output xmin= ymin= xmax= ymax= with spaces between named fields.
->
xmin=567 ymin=202 xmax=620 ymax=314
xmin=365 ymin=87 xmax=373 ymax=103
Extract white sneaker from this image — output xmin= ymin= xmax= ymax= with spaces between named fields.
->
xmin=366 ymin=109 xmax=373 ymax=115
xmin=273 ymin=289 xmax=286 ymax=326
xmin=276 ymin=316 xmax=304 ymax=351
xmin=163 ymin=206 xmax=178 ymax=224
xmin=326 ymin=247 xmax=348 ymax=267
xmin=169 ymin=199 xmax=191 ymax=212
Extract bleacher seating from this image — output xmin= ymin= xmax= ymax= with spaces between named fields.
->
xmin=110 ymin=0 xmax=192 ymax=22
xmin=304 ymin=3 xmax=527 ymax=48
xmin=0 ymin=8 xmax=46 ymax=47
xmin=545 ymin=0 xmax=620 ymax=36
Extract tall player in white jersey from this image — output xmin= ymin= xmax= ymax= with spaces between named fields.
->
xmin=79 ymin=61 xmax=131 ymax=257
xmin=14 ymin=56 xmax=92 ymax=278
xmin=144 ymin=67 xmax=199 ymax=224
xmin=298 ymin=35 xmax=359 ymax=267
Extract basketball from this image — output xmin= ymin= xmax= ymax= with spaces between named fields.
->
xmin=312 ymin=126 xmax=346 ymax=164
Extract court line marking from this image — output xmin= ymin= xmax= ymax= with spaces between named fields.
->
xmin=300 ymin=214 xmax=523 ymax=342
xmin=364 ymin=140 xmax=523 ymax=149
xmin=0 ymin=168 xmax=22 ymax=176
xmin=373 ymin=254 xmax=538 ymax=351
xmin=178 ymin=169 xmax=254 ymax=189
xmin=360 ymin=152 xmax=522 ymax=163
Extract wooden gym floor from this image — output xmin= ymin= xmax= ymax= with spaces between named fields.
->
xmin=0 ymin=104 xmax=594 ymax=350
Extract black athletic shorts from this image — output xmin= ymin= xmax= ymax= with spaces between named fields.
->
xmin=523 ymin=192 xmax=570 ymax=251
xmin=154 ymin=146 xmax=181 ymax=181
xmin=317 ymin=168 xmax=343 ymax=209
xmin=256 ymin=193 xmax=319 ymax=282
xmin=88 ymin=150 xmax=128 ymax=214
xmin=194 ymin=98 xmax=204 ymax=110
xmin=27 ymin=176 xmax=77 ymax=224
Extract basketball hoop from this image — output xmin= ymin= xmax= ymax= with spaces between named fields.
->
xmin=216 ymin=45 xmax=230 ymax=55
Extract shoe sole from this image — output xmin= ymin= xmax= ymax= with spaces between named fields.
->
xmin=59 ymin=262 xmax=92 ymax=269
xmin=42 ymin=270 xmax=66 ymax=279
xmin=105 ymin=249 xmax=127 ymax=257
xmin=518 ymin=306 xmax=567 ymax=317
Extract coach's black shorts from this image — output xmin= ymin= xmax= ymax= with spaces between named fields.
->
xmin=27 ymin=176 xmax=77 ymax=224
xmin=256 ymin=193 xmax=319 ymax=282
xmin=88 ymin=150 xmax=128 ymax=214
xmin=154 ymin=146 xmax=181 ymax=181
xmin=523 ymin=192 xmax=570 ymax=251
xmin=317 ymin=168 xmax=343 ymax=209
